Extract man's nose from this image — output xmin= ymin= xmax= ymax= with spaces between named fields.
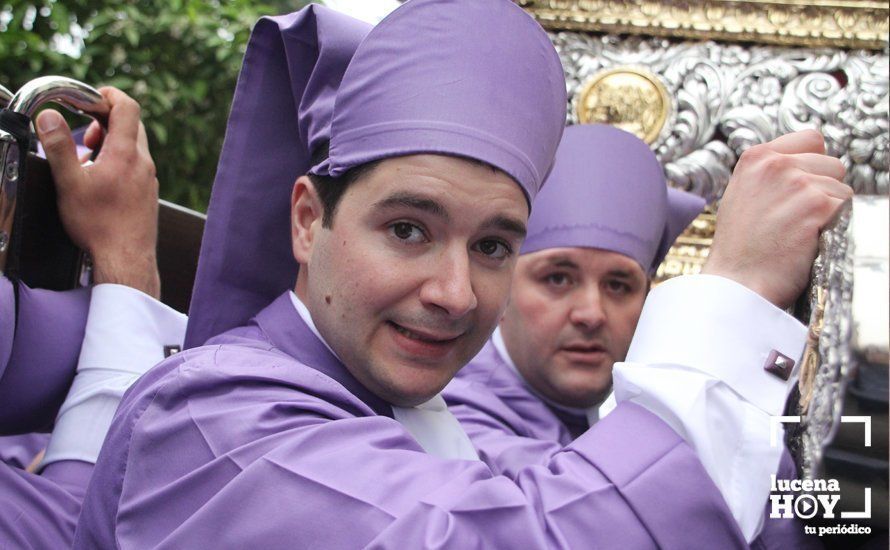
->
xmin=418 ymin=248 xmax=478 ymax=319
xmin=569 ymin=285 xmax=606 ymax=332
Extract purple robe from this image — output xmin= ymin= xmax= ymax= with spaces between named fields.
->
xmin=0 ymin=277 xmax=94 ymax=547
xmin=0 ymin=434 xmax=48 ymax=469
xmin=444 ymin=340 xmax=824 ymax=549
xmin=0 ymin=276 xmax=90 ymax=433
xmin=76 ymin=293 xmax=747 ymax=548
xmin=1 ymin=461 xmax=92 ymax=548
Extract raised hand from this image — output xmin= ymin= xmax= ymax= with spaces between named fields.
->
xmin=704 ymin=129 xmax=852 ymax=309
xmin=35 ymin=87 xmax=161 ymax=299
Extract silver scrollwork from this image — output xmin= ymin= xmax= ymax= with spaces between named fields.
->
xmin=553 ymin=32 xmax=890 ymax=200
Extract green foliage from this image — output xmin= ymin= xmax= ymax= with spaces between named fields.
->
xmin=1 ymin=0 xmax=308 ymax=211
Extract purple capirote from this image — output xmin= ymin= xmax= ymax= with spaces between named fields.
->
xmin=184 ymin=1 xmax=567 ymax=348
xmin=521 ymin=124 xmax=706 ymax=274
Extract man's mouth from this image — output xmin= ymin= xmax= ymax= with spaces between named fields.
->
xmin=562 ymin=343 xmax=605 ymax=353
xmin=559 ymin=342 xmax=608 ymax=364
xmin=385 ymin=320 xmax=467 ymax=361
xmin=388 ymin=321 xmax=462 ymax=344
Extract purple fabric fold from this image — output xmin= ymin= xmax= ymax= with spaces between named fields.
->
xmin=0 ymin=281 xmax=90 ymax=433
xmin=446 ymin=341 xmax=823 ymax=549
xmin=1 ymin=460 xmax=92 ymax=548
xmin=184 ymin=6 xmax=373 ymax=349
xmin=0 ymin=433 xmax=48 ymax=469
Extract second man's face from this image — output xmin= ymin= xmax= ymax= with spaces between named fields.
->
xmin=499 ymin=247 xmax=648 ymax=409
xmin=298 ymin=154 xmax=529 ymax=407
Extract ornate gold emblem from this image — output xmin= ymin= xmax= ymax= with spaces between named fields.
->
xmin=575 ymin=67 xmax=670 ymax=144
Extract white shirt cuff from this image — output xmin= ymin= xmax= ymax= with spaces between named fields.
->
xmin=624 ymin=274 xmax=806 ymax=415
xmin=612 ymin=274 xmax=807 ymax=542
xmin=43 ymin=284 xmax=187 ymax=466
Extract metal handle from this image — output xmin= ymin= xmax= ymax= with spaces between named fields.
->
xmin=7 ymin=76 xmax=109 ymax=126
xmin=0 ymin=76 xmax=109 ymax=276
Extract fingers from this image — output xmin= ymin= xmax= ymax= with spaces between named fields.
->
xmin=35 ymin=110 xmax=82 ymax=191
xmin=805 ymin=173 xmax=854 ymax=201
xmin=136 ymin=121 xmax=151 ymax=158
xmin=766 ymin=129 xmax=826 ymax=155
xmin=95 ymin=86 xmax=141 ymax=158
xmin=83 ymin=120 xmax=104 ymax=150
xmin=737 ymin=133 xmax=845 ymax=188
xmin=789 ymin=153 xmax=846 ymax=181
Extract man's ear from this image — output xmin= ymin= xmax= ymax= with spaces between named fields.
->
xmin=291 ymin=175 xmax=323 ymax=264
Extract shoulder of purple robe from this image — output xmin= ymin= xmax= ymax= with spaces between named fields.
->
xmin=0 ymin=433 xmax=49 ymax=469
xmin=0 ymin=460 xmax=92 ymax=549
xmin=445 ymin=342 xmax=574 ymax=477
xmin=751 ymin=451 xmax=825 ymax=549
xmin=0 ymin=280 xmax=90 ymax=433
xmin=77 ymin=324 xmax=746 ymax=549
xmin=450 ymin=356 xmax=819 ymax=550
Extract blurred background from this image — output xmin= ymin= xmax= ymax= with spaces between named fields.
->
xmin=1 ymin=0 xmax=310 ymax=211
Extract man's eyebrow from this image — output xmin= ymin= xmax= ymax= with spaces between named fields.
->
xmin=372 ymin=193 xmax=450 ymax=222
xmin=606 ymin=268 xmax=643 ymax=282
xmin=480 ymin=215 xmax=527 ymax=239
xmin=541 ymin=256 xmax=579 ymax=270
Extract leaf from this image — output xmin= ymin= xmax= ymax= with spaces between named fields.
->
xmin=123 ymin=24 xmax=138 ymax=47
xmin=149 ymin=120 xmax=168 ymax=145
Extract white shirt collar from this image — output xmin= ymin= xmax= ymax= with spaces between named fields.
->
xmin=289 ymin=291 xmax=340 ymax=359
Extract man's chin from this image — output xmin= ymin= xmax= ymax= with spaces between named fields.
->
xmin=379 ymin=383 xmax=444 ymax=407
xmin=375 ymin=368 xmax=455 ymax=407
xmin=550 ymin=377 xmax=613 ymax=409
xmin=386 ymin=393 xmax=435 ymax=408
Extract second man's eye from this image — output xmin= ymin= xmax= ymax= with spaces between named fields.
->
xmin=390 ymin=222 xmax=427 ymax=244
xmin=605 ymin=279 xmax=631 ymax=295
xmin=545 ymin=273 xmax=572 ymax=287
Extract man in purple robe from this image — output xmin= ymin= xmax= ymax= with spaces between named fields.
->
xmin=443 ymin=123 xmax=821 ymax=548
xmin=1 ymin=87 xmax=187 ymax=548
xmin=444 ymin=124 xmax=702 ymax=460
xmin=75 ymin=2 xmax=852 ymax=548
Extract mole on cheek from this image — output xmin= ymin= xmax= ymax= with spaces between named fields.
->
xmin=325 ymin=295 xmax=332 ymax=305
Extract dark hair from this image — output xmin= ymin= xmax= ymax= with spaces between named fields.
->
xmin=307 ymin=142 xmax=380 ymax=228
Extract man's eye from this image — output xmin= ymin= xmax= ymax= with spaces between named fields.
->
xmin=389 ymin=222 xmax=427 ymax=244
xmin=605 ymin=279 xmax=631 ymax=295
xmin=544 ymin=273 xmax=572 ymax=287
xmin=475 ymin=239 xmax=512 ymax=260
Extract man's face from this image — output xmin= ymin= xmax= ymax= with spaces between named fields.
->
xmin=293 ymin=154 xmax=528 ymax=407
xmin=499 ymin=247 xmax=647 ymax=408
